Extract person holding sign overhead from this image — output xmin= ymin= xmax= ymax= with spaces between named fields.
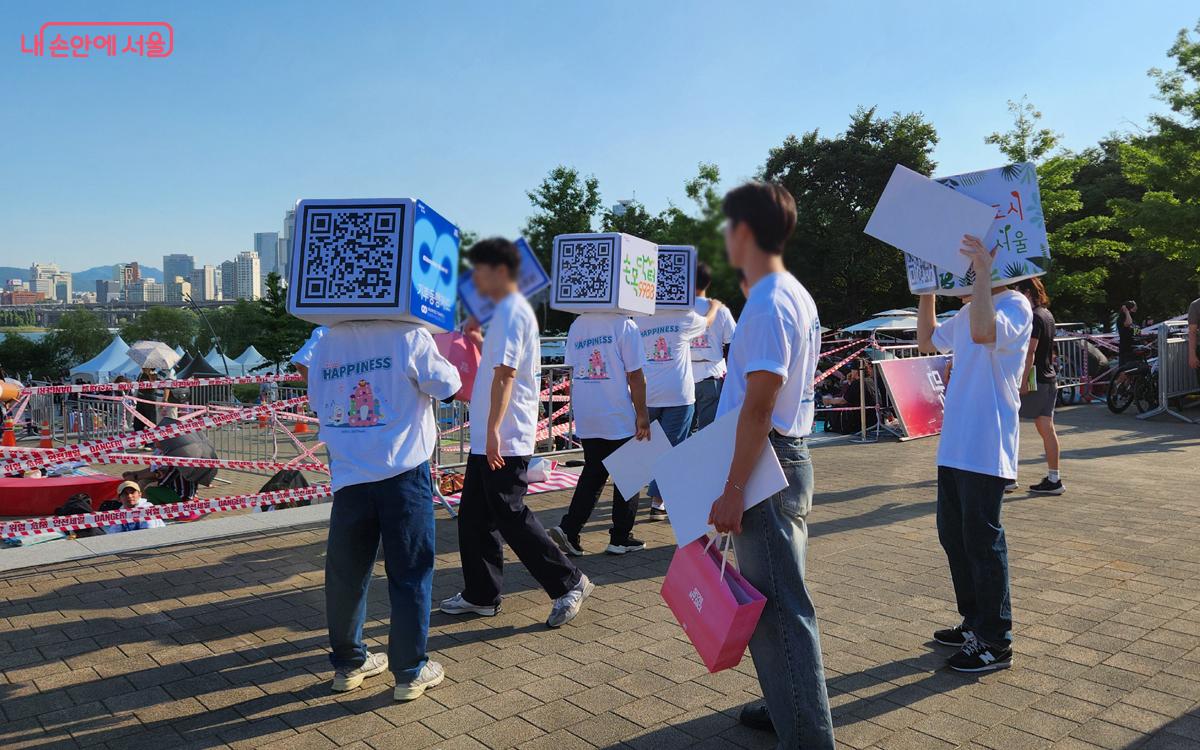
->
xmin=917 ymin=235 xmax=1032 ymax=673
xmin=706 ymin=181 xmax=835 ymax=749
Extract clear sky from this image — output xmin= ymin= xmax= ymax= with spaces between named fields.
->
xmin=3 ymin=1 xmax=1197 ymax=271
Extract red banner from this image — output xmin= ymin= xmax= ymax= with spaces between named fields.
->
xmin=875 ymin=355 xmax=951 ymax=440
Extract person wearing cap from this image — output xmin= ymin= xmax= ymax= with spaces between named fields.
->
xmin=104 ymin=481 xmax=166 ymax=533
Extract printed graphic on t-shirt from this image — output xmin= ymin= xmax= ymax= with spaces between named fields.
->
xmin=693 ymin=332 xmax=711 ymax=350
xmin=319 ymin=357 xmax=393 ymax=429
xmin=576 ymin=349 xmax=611 ymax=381
xmin=648 ymin=336 xmax=671 ymax=362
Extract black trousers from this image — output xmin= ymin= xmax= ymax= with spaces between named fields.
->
xmin=558 ymin=437 xmax=639 ymax=543
xmin=457 ymin=454 xmax=580 ymax=606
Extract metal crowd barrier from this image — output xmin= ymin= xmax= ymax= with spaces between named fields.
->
xmin=1138 ymin=320 xmax=1198 ymax=423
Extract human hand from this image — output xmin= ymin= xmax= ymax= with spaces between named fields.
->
xmin=634 ymin=413 xmax=651 ymax=440
xmin=463 ymin=317 xmax=483 ymax=347
xmin=486 ymin=430 xmax=504 ymax=471
xmin=707 ymin=484 xmax=744 ymax=534
xmin=1190 ymin=351 xmax=1200 ymax=370
xmin=959 ymin=235 xmax=996 ymax=274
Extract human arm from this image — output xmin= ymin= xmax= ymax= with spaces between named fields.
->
xmin=917 ymin=293 xmax=938 ymax=354
xmin=702 ymin=299 xmax=722 ymax=327
xmin=626 ymin=369 xmax=650 ymax=439
xmin=485 ymin=365 xmax=515 ymax=470
xmin=708 ymin=371 xmax=782 ymax=534
xmin=1189 ymin=302 xmax=1199 ymax=370
xmin=463 ymin=316 xmax=484 ymax=348
xmin=410 ymin=330 xmax=462 ymax=401
xmin=960 ymin=235 xmax=998 ymax=345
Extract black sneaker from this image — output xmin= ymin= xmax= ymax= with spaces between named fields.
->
xmin=738 ymin=703 xmax=774 ymax=733
xmin=1029 ymin=477 xmax=1065 ymax=495
xmin=648 ymin=506 xmax=667 ymax=521
xmin=605 ymin=536 xmax=646 ymax=555
xmin=947 ymin=638 xmax=1012 ymax=672
xmin=933 ymin=624 xmax=973 ymax=647
xmin=548 ymin=526 xmax=584 ymax=557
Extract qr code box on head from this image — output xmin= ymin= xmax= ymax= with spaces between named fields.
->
xmin=551 ymin=233 xmax=657 ymax=316
xmin=654 ymin=245 xmax=696 ymax=309
xmin=287 ymin=198 xmax=460 ymax=331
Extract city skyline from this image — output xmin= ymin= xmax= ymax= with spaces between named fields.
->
xmin=3 ymin=2 xmax=1198 ymax=269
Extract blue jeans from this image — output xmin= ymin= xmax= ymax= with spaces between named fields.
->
xmin=732 ymin=433 xmax=835 ymax=750
xmin=325 ymin=462 xmax=434 ymax=682
xmin=936 ymin=466 xmax=1013 ymax=648
xmin=646 ymin=404 xmax=694 ymax=501
xmin=691 ymin=377 xmax=723 ymax=434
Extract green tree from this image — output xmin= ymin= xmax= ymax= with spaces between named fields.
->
xmin=762 ymin=107 xmax=940 ymax=325
xmin=1111 ymin=20 xmax=1200 ymax=317
xmin=254 ymin=272 xmax=315 ymax=372
xmin=194 ymin=300 xmax=267 ymax=361
xmin=120 ymin=306 xmax=199 ymax=349
xmin=600 ymin=199 xmax=669 ymax=239
xmin=0 ymin=333 xmax=58 ymax=380
xmin=655 ymin=163 xmax=741 ymax=312
xmin=44 ymin=309 xmax=110 ymax=367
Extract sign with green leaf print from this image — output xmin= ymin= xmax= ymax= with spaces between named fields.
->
xmin=904 ymin=162 xmax=1050 ymax=295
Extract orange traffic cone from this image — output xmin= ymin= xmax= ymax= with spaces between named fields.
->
xmin=39 ymin=421 xmax=53 ymax=449
xmin=1 ymin=418 xmax=15 ymax=447
xmin=292 ymin=417 xmax=308 ymax=435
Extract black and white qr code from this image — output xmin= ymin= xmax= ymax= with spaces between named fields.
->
xmin=556 ymin=237 xmax=615 ymax=304
xmin=297 ymin=204 xmax=407 ymax=307
xmin=656 ymin=249 xmax=691 ymax=304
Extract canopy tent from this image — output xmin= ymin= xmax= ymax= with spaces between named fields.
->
xmin=173 ymin=344 xmax=186 ymax=357
xmin=177 ymin=353 xmax=224 ymax=379
xmin=175 ymin=352 xmax=194 ymax=374
xmin=234 ymin=345 xmax=270 ymax=374
xmin=842 ymin=315 xmax=918 ymax=333
xmin=68 ymin=336 xmax=132 ymax=383
xmin=204 ymin=349 xmax=246 ymax=377
xmin=872 ymin=308 xmax=918 ymax=317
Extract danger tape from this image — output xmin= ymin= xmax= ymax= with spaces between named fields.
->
xmin=0 ymin=484 xmax=332 ymax=538
xmin=20 ymin=372 xmax=303 ymax=396
xmin=0 ymin=396 xmax=308 ymax=475
xmin=88 ymin=453 xmax=330 ymax=474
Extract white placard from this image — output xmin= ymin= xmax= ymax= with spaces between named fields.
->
xmin=864 ymin=165 xmax=996 ymax=279
xmin=651 ymin=407 xmax=788 ymax=547
xmin=602 ymin=421 xmax=671 ymax=500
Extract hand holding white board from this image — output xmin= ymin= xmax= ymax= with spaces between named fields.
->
xmin=864 ymin=165 xmax=997 ymax=279
xmin=651 ymin=407 xmax=787 ymax=547
xmin=602 ymin=421 xmax=671 ymax=500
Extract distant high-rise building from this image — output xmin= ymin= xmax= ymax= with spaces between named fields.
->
xmin=165 ymin=276 xmax=192 ymax=304
xmin=113 ymin=262 xmax=141 ymax=290
xmin=126 ymin=279 xmax=164 ymax=304
xmin=28 ymin=277 xmax=53 ymax=297
xmin=254 ymin=232 xmax=278 ymax=281
xmin=96 ymin=279 xmax=121 ymax=303
xmin=220 ymin=261 xmax=237 ymax=300
xmin=163 ymin=254 xmax=195 ymax=288
xmin=279 ymin=208 xmax=295 ymax=280
xmin=29 ymin=264 xmax=70 ymax=303
xmin=236 ymin=251 xmax=262 ymax=300
xmin=190 ymin=265 xmax=220 ymax=302
xmin=30 ymin=262 xmax=59 ymax=279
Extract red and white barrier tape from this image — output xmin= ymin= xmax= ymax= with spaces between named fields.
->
xmin=819 ymin=337 xmax=873 ymax=359
xmin=0 ymin=396 xmax=308 ymax=474
xmin=88 ymin=453 xmax=329 ymax=474
xmin=813 ymin=342 xmax=872 ymax=386
xmin=20 ymin=372 xmax=302 ymax=396
xmin=0 ymin=484 xmax=332 ymax=538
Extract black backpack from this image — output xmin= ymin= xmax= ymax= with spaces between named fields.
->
xmin=257 ymin=470 xmax=311 ymax=512
xmin=55 ymin=494 xmax=106 ymax=538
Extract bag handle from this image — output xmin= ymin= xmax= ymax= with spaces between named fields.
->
xmin=703 ymin=533 xmax=736 ymax=581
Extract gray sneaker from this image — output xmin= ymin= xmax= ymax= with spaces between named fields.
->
xmin=439 ymin=592 xmax=499 ymax=617
xmin=394 ymin=660 xmax=446 ymax=701
xmin=331 ymin=651 xmax=388 ymax=692
xmin=546 ymin=574 xmax=594 ymax=628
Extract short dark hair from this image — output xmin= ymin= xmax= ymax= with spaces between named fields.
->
xmin=695 ymin=261 xmax=712 ymax=292
xmin=468 ymin=237 xmax=520 ymax=277
xmin=722 ymin=181 xmax=797 ymax=255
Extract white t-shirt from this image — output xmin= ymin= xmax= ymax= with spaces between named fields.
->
xmin=690 ymin=298 xmax=736 ymax=382
xmin=106 ymin=499 xmax=167 ymax=533
xmin=470 ymin=292 xmax=540 ymax=456
xmin=637 ymin=310 xmax=706 ymax=407
xmin=308 ymin=321 xmax=460 ymax=491
xmin=291 ymin=326 xmax=328 ymax=367
xmin=932 ymin=290 xmax=1033 ymax=480
xmin=566 ymin=313 xmax=645 ymax=440
xmin=717 ymin=272 xmax=821 ymax=437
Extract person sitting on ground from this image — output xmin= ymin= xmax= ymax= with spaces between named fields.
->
xmin=104 ymin=481 xmax=166 ymax=533
xmin=823 ymin=359 xmax=879 ymax=435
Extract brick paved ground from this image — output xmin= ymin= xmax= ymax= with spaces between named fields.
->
xmin=1 ymin=405 xmax=1198 ymax=750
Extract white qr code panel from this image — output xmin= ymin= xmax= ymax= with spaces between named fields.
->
xmin=654 ymin=245 xmax=696 ymax=309
xmin=287 ymin=198 xmax=460 ymax=331
xmin=550 ymin=233 xmax=657 ymax=315
xmin=296 ymin=203 xmax=406 ymax=308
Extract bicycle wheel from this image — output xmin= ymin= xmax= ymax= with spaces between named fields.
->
xmin=1108 ymin=377 xmax=1134 ymax=414
xmin=1134 ymin=374 xmax=1158 ymax=414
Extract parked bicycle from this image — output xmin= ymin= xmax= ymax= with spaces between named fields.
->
xmin=1107 ymin=345 xmax=1159 ymax=415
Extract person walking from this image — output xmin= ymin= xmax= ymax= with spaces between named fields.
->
xmin=1017 ymin=278 xmax=1063 ymax=494
xmin=917 ymin=236 xmax=1033 ymax=673
xmin=440 ymin=238 xmax=594 ymax=628
xmin=706 ymin=181 xmax=835 ymax=748
xmin=549 ymin=312 xmax=650 ymax=556
xmin=690 ymin=261 xmax=737 ymax=433
xmin=307 ymin=317 xmax=462 ymax=701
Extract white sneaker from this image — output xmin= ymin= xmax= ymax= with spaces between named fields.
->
xmin=331 ymin=651 xmax=388 ymax=692
xmin=439 ymin=592 xmax=499 ymax=617
xmin=394 ymin=660 xmax=445 ymax=701
xmin=546 ymin=574 xmax=594 ymax=628
xmin=548 ymin=526 xmax=584 ymax=556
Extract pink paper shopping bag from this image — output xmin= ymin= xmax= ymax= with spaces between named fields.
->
xmin=661 ymin=535 xmax=766 ymax=673
xmin=433 ymin=332 xmax=481 ymax=402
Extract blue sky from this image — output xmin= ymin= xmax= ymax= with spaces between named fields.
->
xmin=2 ymin=1 xmax=1197 ymax=270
